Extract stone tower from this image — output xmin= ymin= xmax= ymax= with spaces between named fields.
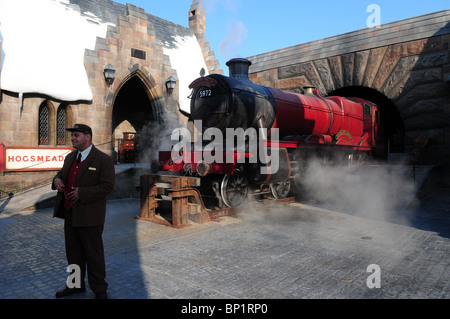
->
xmin=189 ymin=0 xmax=223 ymax=74
xmin=189 ymin=0 xmax=206 ymax=39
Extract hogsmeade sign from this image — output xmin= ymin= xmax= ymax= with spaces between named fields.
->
xmin=0 ymin=143 xmax=73 ymax=172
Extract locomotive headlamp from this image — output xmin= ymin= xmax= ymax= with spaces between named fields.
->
xmin=165 ymin=76 xmax=177 ymax=93
xmin=196 ymin=160 xmax=211 ymax=177
xmin=104 ymin=64 xmax=116 ymax=86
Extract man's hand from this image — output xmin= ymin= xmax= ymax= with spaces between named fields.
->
xmin=67 ymin=187 xmax=79 ymax=203
xmin=54 ymin=178 xmax=65 ymax=192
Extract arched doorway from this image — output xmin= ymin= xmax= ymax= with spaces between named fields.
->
xmin=112 ymin=74 xmax=161 ymax=163
xmin=329 ymin=86 xmax=405 ymax=159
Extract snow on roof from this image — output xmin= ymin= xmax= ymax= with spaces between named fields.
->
xmin=163 ymin=34 xmax=208 ymax=114
xmin=0 ymin=0 xmax=115 ymax=101
xmin=0 ymin=0 xmax=207 ymax=112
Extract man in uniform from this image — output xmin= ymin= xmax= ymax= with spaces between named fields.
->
xmin=52 ymin=124 xmax=115 ymax=299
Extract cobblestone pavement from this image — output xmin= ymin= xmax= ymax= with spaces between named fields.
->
xmin=0 ymin=190 xmax=449 ymax=300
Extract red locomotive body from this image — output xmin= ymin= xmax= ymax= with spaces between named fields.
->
xmin=119 ymin=132 xmax=136 ymax=163
xmin=269 ymin=88 xmax=380 ymax=150
xmin=153 ymin=58 xmax=384 ymax=207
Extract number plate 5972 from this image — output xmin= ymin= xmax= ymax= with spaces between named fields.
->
xmin=199 ymin=89 xmax=212 ymax=98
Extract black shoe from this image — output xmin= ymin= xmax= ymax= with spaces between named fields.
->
xmin=94 ymin=292 xmax=108 ymax=299
xmin=55 ymin=286 xmax=86 ymax=298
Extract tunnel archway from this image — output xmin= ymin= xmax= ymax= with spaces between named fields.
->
xmin=329 ymin=86 xmax=405 ymax=159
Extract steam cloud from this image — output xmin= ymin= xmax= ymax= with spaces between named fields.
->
xmin=219 ymin=20 xmax=248 ymax=59
xmin=204 ymin=0 xmax=248 ymax=61
xmin=137 ymin=110 xmax=186 ymax=163
xmin=237 ymin=156 xmax=418 ymax=228
xmin=297 ymin=158 xmax=417 ymax=221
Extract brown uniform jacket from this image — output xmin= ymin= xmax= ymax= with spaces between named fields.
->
xmin=52 ymin=145 xmax=115 ymax=227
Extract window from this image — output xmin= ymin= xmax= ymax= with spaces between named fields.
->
xmin=56 ymin=104 xmax=67 ymax=145
xmin=39 ymin=102 xmax=50 ymax=145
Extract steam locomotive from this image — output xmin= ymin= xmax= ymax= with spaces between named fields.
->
xmin=152 ymin=58 xmax=384 ymax=208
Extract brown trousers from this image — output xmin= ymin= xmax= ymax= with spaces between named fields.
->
xmin=64 ymin=210 xmax=108 ymax=294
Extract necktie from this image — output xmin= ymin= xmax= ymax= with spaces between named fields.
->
xmin=77 ymin=153 xmax=82 ymax=164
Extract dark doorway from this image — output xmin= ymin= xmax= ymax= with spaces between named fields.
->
xmin=112 ymin=75 xmax=158 ymax=163
xmin=329 ymin=86 xmax=405 ymax=158
xmin=113 ymin=76 xmax=155 ymax=132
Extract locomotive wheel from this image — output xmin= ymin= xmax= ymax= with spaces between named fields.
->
xmin=220 ymin=172 xmax=249 ymax=207
xmin=270 ymin=180 xmax=291 ymax=199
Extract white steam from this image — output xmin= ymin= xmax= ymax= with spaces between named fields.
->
xmin=237 ymin=157 xmax=418 ymax=228
xmin=204 ymin=0 xmax=248 ymax=61
xmin=137 ymin=111 xmax=187 ymax=163
xmin=219 ymin=20 xmax=248 ymax=60
xmin=295 ymin=158 xmax=418 ymax=223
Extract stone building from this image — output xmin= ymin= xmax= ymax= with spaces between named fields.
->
xmin=0 ymin=0 xmax=221 ymax=194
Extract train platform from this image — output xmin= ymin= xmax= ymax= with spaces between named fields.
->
xmin=0 ymin=167 xmax=449 ymax=303
xmin=0 ymin=163 xmax=147 ymax=215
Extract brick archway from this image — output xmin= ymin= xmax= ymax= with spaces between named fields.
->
xmin=112 ymin=65 xmax=165 ymax=129
xmin=111 ymin=67 xmax=166 ymax=163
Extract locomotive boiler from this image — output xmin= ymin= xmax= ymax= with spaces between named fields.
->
xmin=154 ymin=58 xmax=383 ymax=208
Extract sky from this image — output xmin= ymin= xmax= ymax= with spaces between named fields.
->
xmin=115 ymin=0 xmax=449 ymax=73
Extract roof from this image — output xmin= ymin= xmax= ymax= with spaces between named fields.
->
xmin=0 ymin=0 xmax=201 ymax=102
xmin=248 ymin=9 xmax=450 ymax=73
xmin=66 ymin=0 xmax=195 ymax=48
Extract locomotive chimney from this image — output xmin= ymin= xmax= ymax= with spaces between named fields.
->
xmin=226 ymin=58 xmax=252 ymax=80
xmin=304 ymin=86 xmax=315 ymax=95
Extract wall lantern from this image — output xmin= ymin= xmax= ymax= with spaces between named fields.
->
xmin=165 ymin=76 xmax=177 ymax=93
xmin=104 ymin=64 xmax=116 ymax=86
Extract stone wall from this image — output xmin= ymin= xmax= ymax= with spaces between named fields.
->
xmin=85 ymin=3 xmax=174 ymax=150
xmin=189 ymin=0 xmax=223 ymax=75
